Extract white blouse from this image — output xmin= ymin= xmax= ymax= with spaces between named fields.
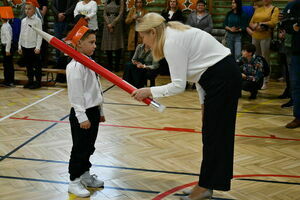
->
xmin=74 ymin=0 xmax=98 ymax=30
xmin=0 ymin=22 xmax=12 ymax=53
xmin=150 ymin=27 xmax=231 ymax=104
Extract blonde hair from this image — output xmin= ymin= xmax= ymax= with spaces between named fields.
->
xmin=136 ymin=12 xmax=190 ymax=60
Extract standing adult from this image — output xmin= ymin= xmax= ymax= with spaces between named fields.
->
xmin=132 ymin=13 xmax=242 ymax=200
xmin=186 ymin=0 xmax=213 ymax=34
xmin=161 ymin=0 xmax=184 ymax=22
xmin=125 ymin=0 xmax=148 ymax=58
xmin=224 ymin=0 xmax=248 ymax=60
xmin=282 ymin=0 xmax=300 ymax=128
xmin=101 ymin=0 xmax=124 ymax=72
xmin=52 ymin=0 xmax=78 ymax=60
xmin=249 ymin=0 xmax=279 ymax=89
xmin=74 ymin=0 xmax=98 ymax=31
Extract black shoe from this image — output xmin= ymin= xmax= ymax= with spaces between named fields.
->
xmin=29 ymin=82 xmax=41 ymax=89
xmin=249 ymin=91 xmax=257 ymax=100
xmin=278 ymin=94 xmax=290 ymax=99
xmin=23 ymin=82 xmax=33 ymax=88
xmin=281 ymin=100 xmax=293 ymax=108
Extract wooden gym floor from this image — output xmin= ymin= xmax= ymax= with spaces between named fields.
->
xmin=0 ymin=71 xmax=299 ymax=200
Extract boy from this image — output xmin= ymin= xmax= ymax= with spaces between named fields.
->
xmin=237 ymin=44 xmax=264 ymax=99
xmin=66 ymin=26 xmax=105 ymax=197
xmin=18 ymin=0 xmax=42 ymax=89
xmin=0 ymin=6 xmax=14 ymax=87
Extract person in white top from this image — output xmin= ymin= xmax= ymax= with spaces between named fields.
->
xmin=1 ymin=17 xmax=14 ymax=87
xmin=66 ymin=27 xmax=105 ymax=198
xmin=74 ymin=0 xmax=98 ymax=30
xmin=18 ymin=2 xmax=43 ymax=89
xmin=132 ymin=13 xmax=242 ymax=200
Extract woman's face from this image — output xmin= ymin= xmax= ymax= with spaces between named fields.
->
xmin=196 ymin=3 xmax=205 ymax=12
xmin=139 ymin=31 xmax=155 ymax=49
xmin=231 ymin=0 xmax=237 ymax=10
xmin=135 ymin=0 xmax=143 ymax=9
xmin=169 ymin=0 xmax=177 ymax=9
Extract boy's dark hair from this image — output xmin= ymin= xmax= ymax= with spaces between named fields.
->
xmin=242 ymin=44 xmax=256 ymax=55
xmin=80 ymin=29 xmax=97 ymax=41
xmin=197 ymin=0 xmax=206 ymax=5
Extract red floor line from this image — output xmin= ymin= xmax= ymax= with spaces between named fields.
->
xmin=152 ymin=174 xmax=300 ymax=200
xmin=2 ymin=116 xmax=300 ymax=142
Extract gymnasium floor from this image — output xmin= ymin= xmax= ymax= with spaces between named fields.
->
xmin=0 ymin=72 xmax=299 ymax=200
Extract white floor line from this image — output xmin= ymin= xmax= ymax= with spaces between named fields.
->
xmin=0 ymin=89 xmax=64 ymax=122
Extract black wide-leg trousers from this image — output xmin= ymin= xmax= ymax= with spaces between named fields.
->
xmin=198 ymin=55 xmax=242 ymax=191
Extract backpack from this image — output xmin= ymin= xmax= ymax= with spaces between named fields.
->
xmin=256 ymin=55 xmax=270 ymax=77
xmin=9 ymin=18 xmax=21 ymax=44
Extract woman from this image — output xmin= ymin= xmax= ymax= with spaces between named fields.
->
xmin=74 ymin=0 xmax=98 ymax=31
xmin=186 ymin=0 xmax=213 ymax=34
xmin=125 ymin=0 xmax=148 ymax=57
xmin=224 ymin=0 xmax=248 ymax=60
xmin=161 ymin=0 xmax=184 ymax=22
xmin=249 ymin=0 xmax=279 ymax=89
xmin=123 ymin=43 xmax=159 ymax=88
xmin=132 ymin=13 xmax=242 ymax=200
xmin=101 ymin=0 xmax=124 ymax=72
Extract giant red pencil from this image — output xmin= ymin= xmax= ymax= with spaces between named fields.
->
xmin=30 ymin=25 xmax=165 ymax=112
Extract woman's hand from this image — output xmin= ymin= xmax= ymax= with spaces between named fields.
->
xmin=100 ymin=116 xmax=106 ymax=122
xmin=80 ymin=120 xmax=91 ymax=129
xmin=131 ymin=88 xmax=152 ymax=101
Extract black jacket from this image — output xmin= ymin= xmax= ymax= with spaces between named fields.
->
xmin=161 ymin=9 xmax=184 ymax=23
xmin=51 ymin=0 xmax=78 ymax=22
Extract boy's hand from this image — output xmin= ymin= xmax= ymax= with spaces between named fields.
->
xmin=34 ymin=49 xmax=40 ymax=54
xmin=6 ymin=52 xmax=11 ymax=56
xmin=18 ymin=49 xmax=22 ymax=55
xmin=100 ymin=116 xmax=105 ymax=122
xmin=80 ymin=120 xmax=91 ymax=129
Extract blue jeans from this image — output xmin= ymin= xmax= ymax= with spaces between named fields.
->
xmin=290 ymin=55 xmax=300 ymax=119
xmin=54 ymin=22 xmax=68 ymax=62
xmin=226 ymin=32 xmax=242 ymax=60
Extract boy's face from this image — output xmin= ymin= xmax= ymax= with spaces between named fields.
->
xmin=25 ymin=4 xmax=35 ymax=17
xmin=77 ymin=34 xmax=97 ymax=57
xmin=242 ymin=50 xmax=252 ymax=58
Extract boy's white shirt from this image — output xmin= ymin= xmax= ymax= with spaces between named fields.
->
xmin=18 ymin=15 xmax=42 ymax=50
xmin=0 ymin=22 xmax=12 ymax=53
xmin=66 ymin=59 xmax=104 ymax=123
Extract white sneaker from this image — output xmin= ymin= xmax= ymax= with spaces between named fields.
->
xmin=68 ymin=178 xmax=90 ymax=197
xmin=261 ymin=83 xmax=267 ymax=90
xmin=80 ymin=171 xmax=104 ymax=188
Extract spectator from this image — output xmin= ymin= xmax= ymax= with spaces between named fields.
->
xmin=74 ymin=0 xmax=98 ymax=31
xmin=161 ymin=0 xmax=184 ymax=23
xmin=18 ymin=1 xmax=43 ymax=89
xmin=281 ymin=0 xmax=300 ymax=128
xmin=237 ymin=44 xmax=264 ymax=99
xmin=101 ymin=0 xmax=124 ymax=72
xmin=186 ymin=0 xmax=213 ymax=34
xmin=125 ymin=0 xmax=148 ymax=58
xmin=224 ymin=0 xmax=248 ymax=60
xmin=249 ymin=0 xmax=279 ymax=89
xmin=123 ymin=43 xmax=159 ymax=88
xmin=0 ymin=7 xmax=15 ymax=87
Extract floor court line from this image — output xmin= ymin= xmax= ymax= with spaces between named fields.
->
xmin=152 ymin=174 xmax=300 ymax=200
xmin=0 ymin=85 xmax=115 ymax=162
xmin=0 ymin=88 xmax=64 ymax=122
xmin=103 ymin=102 xmax=293 ymax=117
xmin=0 ymin=174 xmax=298 ymax=199
xmin=0 ymin=114 xmax=70 ymax=162
xmin=3 ymin=116 xmax=300 ymax=142
xmin=3 ymin=156 xmax=300 ymax=186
